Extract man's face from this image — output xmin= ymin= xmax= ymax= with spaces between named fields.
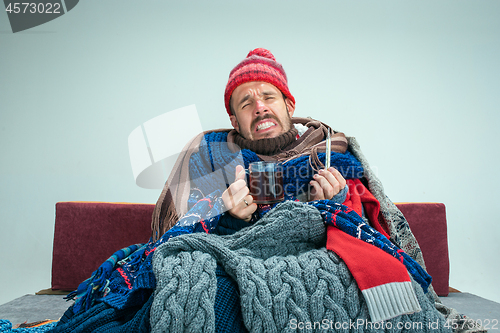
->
xmin=229 ymin=81 xmax=295 ymax=141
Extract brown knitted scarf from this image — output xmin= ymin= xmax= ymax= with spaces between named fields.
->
xmin=233 ymin=127 xmax=298 ymax=156
xmin=151 ymin=117 xmax=348 ymax=241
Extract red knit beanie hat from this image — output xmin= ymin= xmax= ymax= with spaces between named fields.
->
xmin=224 ymin=48 xmax=295 ymax=116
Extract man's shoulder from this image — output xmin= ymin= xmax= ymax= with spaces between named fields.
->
xmin=199 ymin=129 xmax=232 ymax=141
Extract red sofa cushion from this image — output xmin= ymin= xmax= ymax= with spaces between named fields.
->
xmin=395 ymin=203 xmax=450 ymax=296
xmin=51 ymin=202 xmax=154 ymax=291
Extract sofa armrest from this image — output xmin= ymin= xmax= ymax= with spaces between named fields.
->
xmin=395 ymin=202 xmax=450 ymax=296
xmin=51 ymin=202 xmax=155 ymax=291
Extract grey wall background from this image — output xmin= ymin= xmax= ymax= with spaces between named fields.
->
xmin=1 ymin=0 xmax=499 ymax=307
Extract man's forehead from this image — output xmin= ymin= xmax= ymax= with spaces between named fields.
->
xmin=233 ymin=81 xmax=280 ymax=101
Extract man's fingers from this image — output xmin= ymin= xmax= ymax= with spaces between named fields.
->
xmin=241 ymin=203 xmax=257 ymax=220
xmin=309 ymin=180 xmax=325 ymax=200
xmin=235 ymin=165 xmax=246 ymax=181
xmin=328 ymin=167 xmax=347 ymax=189
xmin=231 ymin=179 xmax=248 ymax=193
xmin=318 ymin=169 xmax=337 ymax=187
xmin=240 ymin=195 xmax=256 ymax=212
xmin=321 ymin=168 xmax=346 ymax=196
xmin=232 ymin=195 xmax=257 ymax=222
xmin=311 ymin=168 xmax=347 ymax=200
xmin=228 ymin=182 xmax=249 ymax=203
xmin=223 ymin=165 xmax=256 ymax=222
xmin=223 ymin=178 xmax=248 ymax=210
xmin=240 ymin=194 xmax=253 ymax=207
xmin=314 ymin=173 xmax=335 ymax=199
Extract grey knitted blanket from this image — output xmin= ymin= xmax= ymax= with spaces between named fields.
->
xmin=151 ymin=201 xmax=451 ymax=333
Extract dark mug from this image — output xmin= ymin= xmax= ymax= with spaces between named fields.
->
xmin=248 ymin=162 xmax=284 ymax=204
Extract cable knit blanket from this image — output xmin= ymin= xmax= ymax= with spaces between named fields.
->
xmin=151 ymin=201 xmax=450 ymax=333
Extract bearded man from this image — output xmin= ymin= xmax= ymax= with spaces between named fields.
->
xmin=223 ymin=78 xmax=347 ymax=223
xmin=147 ymin=48 xmax=458 ymax=333
xmin=152 ymin=48 xmax=352 ymax=237
xmin=57 ymin=49 xmax=472 ymax=333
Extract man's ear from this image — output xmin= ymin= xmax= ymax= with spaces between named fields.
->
xmin=285 ymin=98 xmax=295 ymax=117
xmin=229 ymin=114 xmax=240 ymax=132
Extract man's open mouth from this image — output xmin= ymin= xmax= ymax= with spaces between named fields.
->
xmin=256 ymin=121 xmax=276 ymax=132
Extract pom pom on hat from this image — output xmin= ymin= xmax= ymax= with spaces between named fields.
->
xmin=224 ymin=48 xmax=295 ymax=116
xmin=247 ymin=48 xmax=276 ymax=61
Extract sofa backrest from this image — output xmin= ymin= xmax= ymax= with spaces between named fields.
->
xmin=51 ymin=202 xmax=154 ymax=291
xmin=395 ymin=202 xmax=449 ymax=296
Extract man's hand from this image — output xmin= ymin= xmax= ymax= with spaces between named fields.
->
xmin=222 ymin=165 xmax=257 ymax=222
xmin=309 ymin=167 xmax=347 ymax=201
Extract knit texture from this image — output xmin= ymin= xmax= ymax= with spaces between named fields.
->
xmin=186 ymin=130 xmax=433 ymax=298
xmin=151 ymin=201 xmax=450 ymax=333
xmin=66 ymin=244 xmax=145 ymax=314
xmin=0 ymin=320 xmax=57 ymax=332
xmin=52 ymin=294 xmax=153 ymax=333
xmin=65 ymin=190 xmax=226 ymax=317
xmin=214 ymin=265 xmax=247 ymax=333
xmin=188 ymin=131 xmax=363 ymax=204
xmin=152 ymin=117 xmax=347 ymax=238
xmin=316 ymin=199 xmax=432 ymax=293
xmin=224 ymin=48 xmax=295 ymax=116
xmin=233 ymin=126 xmax=298 ymax=155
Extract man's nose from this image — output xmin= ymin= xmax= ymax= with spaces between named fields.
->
xmin=255 ymin=99 xmax=268 ymax=113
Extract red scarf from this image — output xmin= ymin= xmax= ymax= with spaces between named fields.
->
xmin=326 ymin=179 xmax=421 ymax=322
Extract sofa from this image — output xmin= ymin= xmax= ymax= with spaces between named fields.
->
xmin=50 ymin=201 xmax=450 ymax=297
